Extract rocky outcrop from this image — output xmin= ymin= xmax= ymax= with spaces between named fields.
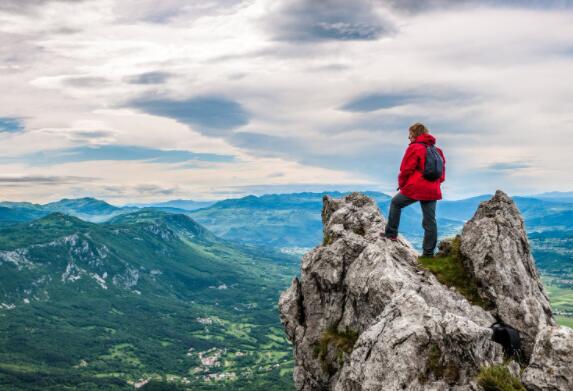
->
xmin=279 ymin=191 xmax=572 ymax=391
xmin=460 ymin=190 xmax=555 ymax=359
xmin=522 ymin=326 xmax=573 ymax=391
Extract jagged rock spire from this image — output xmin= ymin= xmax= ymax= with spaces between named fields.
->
xmin=280 ymin=193 xmax=503 ymax=390
xmin=279 ymin=191 xmax=572 ymax=391
xmin=460 ymin=190 xmax=554 ymax=359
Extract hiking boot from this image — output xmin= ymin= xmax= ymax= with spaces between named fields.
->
xmin=421 ymin=253 xmax=434 ymax=259
xmin=382 ymin=233 xmax=398 ymax=241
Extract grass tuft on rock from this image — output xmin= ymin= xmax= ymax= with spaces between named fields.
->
xmin=322 ymin=232 xmax=333 ymax=246
xmin=418 ymin=236 xmax=493 ymax=309
xmin=314 ymin=326 xmax=359 ymax=374
xmin=476 ymin=364 xmax=526 ymax=391
xmin=419 ymin=343 xmax=460 ymax=384
xmin=426 ymin=343 xmax=444 ymax=378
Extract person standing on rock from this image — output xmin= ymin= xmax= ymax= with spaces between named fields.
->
xmin=383 ymin=123 xmax=446 ymax=257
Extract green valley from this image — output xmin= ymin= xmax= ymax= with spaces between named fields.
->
xmin=0 ymin=210 xmax=298 ymax=390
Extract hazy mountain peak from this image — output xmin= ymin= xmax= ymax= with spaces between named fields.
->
xmin=31 ymin=212 xmax=91 ymax=226
xmin=44 ymin=196 xmax=118 ymax=211
xmin=108 ymin=208 xmax=216 ymax=241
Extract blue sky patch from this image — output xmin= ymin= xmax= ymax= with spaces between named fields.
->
xmin=22 ymin=145 xmax=235 ymax=166
xmin=341 ymin=93 xmax=414 ymax=112
xmin=127 ymin=71 xmax=172 ymax=84
xmin=0 ymin=117 xmax=24 ymax=133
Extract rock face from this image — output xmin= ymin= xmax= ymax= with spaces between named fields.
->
xmin=522 ymin=326 xmax=573 ymax=390
xmin=460 ymin=190 xmax=555 ymax=359
xmin=279 ymin=191 xmax=572 ymax=391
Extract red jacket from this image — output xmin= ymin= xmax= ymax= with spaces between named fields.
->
xmin=397 ymin=133 xmax=446 ymax=201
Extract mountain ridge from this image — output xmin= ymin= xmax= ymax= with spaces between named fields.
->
xmin=0 ymin=207 xmax=298 ymax=390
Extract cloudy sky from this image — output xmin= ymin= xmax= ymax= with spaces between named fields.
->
xmin=0 ymin=0 xmax=572 ymax=203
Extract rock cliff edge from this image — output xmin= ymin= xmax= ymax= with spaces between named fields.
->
xmin=279 ymin=191 xmax=572 ymax=391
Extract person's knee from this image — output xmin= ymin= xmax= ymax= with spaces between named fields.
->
xmin=422 ymin=218 xmax=437 ymax=231
xmin=392 ymin=195 xmax=409 ymax=209
xmin=422 ymin=210 xmax=436 ymax=224
xmin=423 ymin=216 xmax=436 ymax=225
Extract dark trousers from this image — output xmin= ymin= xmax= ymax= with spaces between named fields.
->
xmin=385 ymin=192 xmax=437 ymax=256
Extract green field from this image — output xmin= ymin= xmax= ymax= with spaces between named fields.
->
xmin=543 ymin=276 xmax=573 ymax=329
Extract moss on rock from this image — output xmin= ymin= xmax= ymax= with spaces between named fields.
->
xmin=419 ymin=236 xmax=493 ymax=310
xmin=313 ymin=326 xmax=359 ymax=375
xmin=477 ymin=364 xmax=526 ymax=391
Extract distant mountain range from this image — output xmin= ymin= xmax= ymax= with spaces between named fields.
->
xmin=128 ymin=199 xmax=216 ymax=211
xmin=0 ymin=190 xmax=572 ymax=389
xmin=0 ymin=197 xmax=132 ymax=224
xmin=530 ymin=191 xmax=573 ymax=203
xmin=1 ymin=191 xmax=573 ymax=255
xmin=188 ymin=192 xmax=573 ymax=259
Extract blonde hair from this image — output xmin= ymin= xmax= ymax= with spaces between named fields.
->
xmin=409 ymin=123 xmax=429 ymax=138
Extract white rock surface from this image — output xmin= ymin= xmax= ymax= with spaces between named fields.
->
xmin=279 ymin=193 xmax=504 ymax=390
xmin=279 ymin=191 xmax=571 ymax=391
xmin=460 ymin=190 xmax=555 ymax=359
xmin=522 ymin=326 xmax=573 ymax=391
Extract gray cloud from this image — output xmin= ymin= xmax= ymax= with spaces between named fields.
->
xmin=64 ymin=76 xmax=112 ymax=88
xmin=0 ymin=32 xmax=48 ymax=70
xmin=102 ymin=185 xmax=126 ymax=195
xmin=66 ymin=130 xmax=115 ymax=139
xmin=382 ymin=0 xmax=473 ymax=13
xmin=307 ymin=63 xmax=351 ymax=72
xmin=341 ymin=93 xmax=416 ymax=112
xmin=112 ymin=0 xmax=245 ymax=24
xmin=130 ymin=96 xmax=250 ymax=136
xmin=488 ymin=161 xmax=531 ymax=171
xmin=229 ymin=132 xmax=302 ymax=159
xmin=0 ymin=0 xmax=88 ymax=14
xmin=0 ymin=175 xmax=95 ymax=185
xmin=126 ymin=71 xmax=172 ymax=85
xmin=380 ymin=0 xmax=573 ymax=13
xmin=340 ymin=87 xmax=477 ymax=113
xmin=265 ymin=0 xmax=395 ymax=42
xmin=133 ymin=184 xmax=177 ymax=195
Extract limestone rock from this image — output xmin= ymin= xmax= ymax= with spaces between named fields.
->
xmin=522 ymin=326 xmax=573 ymax=391
xmin=279 ymin=193 xmax=504 ymax=390
xmin=279 ymin=191 xmax=569 ymax=391
xmin=459 ymin=190 xmax=555 ymax=359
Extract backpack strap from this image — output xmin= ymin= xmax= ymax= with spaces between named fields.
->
xmin=412 ymin=142 xmax=428 ymax=173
